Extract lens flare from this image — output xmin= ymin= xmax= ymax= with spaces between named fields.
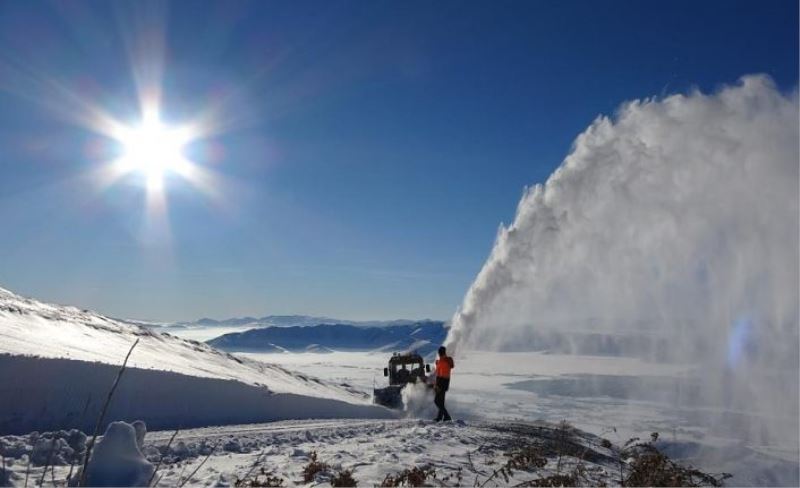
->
xmin=96 ymin=103 xmax=222 ymax=208
xmin=116 ymin=117 xmax=192 ymax=191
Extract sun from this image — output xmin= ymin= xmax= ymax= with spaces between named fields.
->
xmin=116 ymin=116 xmax=192 ymax=191
xmin=100 ymin=106 xmax=217 ymax=209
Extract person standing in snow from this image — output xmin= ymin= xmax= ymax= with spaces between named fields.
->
xmin=433 ymin=345 xmax=454 ymax=421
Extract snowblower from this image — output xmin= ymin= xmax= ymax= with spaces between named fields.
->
xmin=373 ymin=352 xmax=431 ymax=409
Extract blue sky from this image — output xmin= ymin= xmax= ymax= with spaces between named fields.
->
xmin=0 ymin=0 xmax=797 ymax=322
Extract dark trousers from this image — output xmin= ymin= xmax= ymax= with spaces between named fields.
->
xmin=434 ymin=377 xmax=451 ymax=421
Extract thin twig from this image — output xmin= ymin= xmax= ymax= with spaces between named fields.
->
xmin=478 ymin=467 xmax=502 ymax=488
xmin=175 ymin=463 xmax=188 ymax=487
xmin=66 ymin=455 xmax=77 ymax=486
xmin=39 ymin=437 xmax=57 ymax=486
xmin=466 ymin=443 xmax=486 ymax=474
xmin=24 ymin=454 xmax=31 ymax=488
xmin=238 ymin=449 xmax=266 ymax=485
xmin=78 ymin=339 xmax=140 ymax=487
xmin=147 ymin=429 xmax=180 ymax=487
xmin=178 ymin=442 xmax=218 ymax=488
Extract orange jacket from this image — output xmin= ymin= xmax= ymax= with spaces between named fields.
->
xmin=435 ymin=356 xmax=454 ymax=378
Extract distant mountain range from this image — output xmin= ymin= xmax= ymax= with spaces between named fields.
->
xmin=207 ymin=320 xmax=448 ymax=357
xmin=162 ymin=315 xmax=432 ymax=329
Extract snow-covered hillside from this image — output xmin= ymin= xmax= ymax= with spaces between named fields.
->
xmin=0 ymin=286 xmax=392 ymax=435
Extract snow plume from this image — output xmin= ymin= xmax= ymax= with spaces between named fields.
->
xmin=402 ymin=382 xmax=435 ymax=419
xmin=447 ymin=75 xmax=798 ymax=444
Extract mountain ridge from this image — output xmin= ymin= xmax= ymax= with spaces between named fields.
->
xmin=168 ymin=315 xmax=443 ymax=329
xmin=207 ymin=321 xmax=448 ymax=356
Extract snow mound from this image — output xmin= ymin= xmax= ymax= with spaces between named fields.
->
xmin=83 ymin=421 xmax=154 ymax=487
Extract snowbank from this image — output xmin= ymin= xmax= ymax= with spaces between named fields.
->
xmin=0 ymin=286 xmax=366 ymax=404
xmin=0 ymin=354 xmax=394 ymax=435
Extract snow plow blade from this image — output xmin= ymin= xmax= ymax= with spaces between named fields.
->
xmin=373 ymin=385 xmax=404 ymax=409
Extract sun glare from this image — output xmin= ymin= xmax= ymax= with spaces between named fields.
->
xmin=98 ymin=106 xmax=218 ymax=209
xmin=117 ymin=118 xmax=191 ymax=191
xmin=4 ymin=8 xmax=227 ymax=245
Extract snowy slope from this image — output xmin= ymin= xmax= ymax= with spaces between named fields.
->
xmin=0 ymin=286 xmax=361 ymax=400
xmin=0 ymin=286 xmax=392 ymax=434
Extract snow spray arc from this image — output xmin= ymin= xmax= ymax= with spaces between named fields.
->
xmin=446 ymin=75 xmax=799 ymax=448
